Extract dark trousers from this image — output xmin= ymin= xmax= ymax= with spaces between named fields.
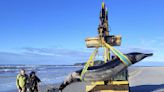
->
xmin=29 ymin=87 xmax=38 ymax=92
xmin=19 ymin=87 xmax=27 ymax=92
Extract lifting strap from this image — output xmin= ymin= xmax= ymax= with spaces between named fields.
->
xmin=80 ymin=48 xmax=98 ymax=80
xmin=80 ymin=40 xmax=131 ymax=80
xmin=102 ymin=40 xmax=132 ymax=66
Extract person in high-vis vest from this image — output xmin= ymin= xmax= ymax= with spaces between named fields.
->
xmin=16 ymin=69 xmax=28 ymax=92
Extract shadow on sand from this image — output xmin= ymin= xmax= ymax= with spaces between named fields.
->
xmin=130 ymin=84 xmax=164 ymax=92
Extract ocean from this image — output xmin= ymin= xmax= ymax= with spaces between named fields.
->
xmin=0 ymin=62 xmax=164 ymax=92
xmin=0 ymin=64 xmax=82 ymax=92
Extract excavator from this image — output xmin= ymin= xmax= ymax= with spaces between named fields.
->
xmin=55 ymin=2 xmax=152 ymax=92
xmin=84 ymin=2 xmax=129 ymax=92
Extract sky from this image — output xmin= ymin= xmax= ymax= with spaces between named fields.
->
xmin=0 ymin=0 xmax=164 ymax=65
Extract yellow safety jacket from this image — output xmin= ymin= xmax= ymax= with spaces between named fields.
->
xmin=16 ymin=74 xmax=28 ymax=88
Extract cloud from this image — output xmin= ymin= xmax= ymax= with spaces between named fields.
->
xmin=140 ymin=36 xmax=164 ymax=48
xmin=0 ymin=45 xmax=160 ymax=65
xmin=138 ymin=36 xmax=164 ymax=61
xmin=117 ymin=47 xmax=153 ymax=53
xmin=21 ymin=47 xmax=91 ymax=58
xmin=0 ymin=51 xmax=59 ymax=65
xmin=0 ymin=47 xmax=93 ymax=65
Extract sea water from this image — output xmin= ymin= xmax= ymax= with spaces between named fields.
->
xmin=0 ymin=64 xmax=81 ymax=92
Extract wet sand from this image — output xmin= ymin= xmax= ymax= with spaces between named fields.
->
xmin=8 ymin=67 xmax=164 ymax=92
xmin=128 ymin=67 xmax=164 ymax=92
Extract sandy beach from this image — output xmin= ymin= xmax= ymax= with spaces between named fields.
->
xmin=7 ymin=67 xmax=164 ymax=92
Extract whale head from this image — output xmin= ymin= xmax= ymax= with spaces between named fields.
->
xmin=127 ymin=52 xmax=153 ymax=64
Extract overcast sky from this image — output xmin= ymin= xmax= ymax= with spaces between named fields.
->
xmin=0 ymin=0 xmax=163 ymax=65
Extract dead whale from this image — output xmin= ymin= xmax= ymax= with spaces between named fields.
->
xmin=58 ymin=52 xmax=153 ymax=91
